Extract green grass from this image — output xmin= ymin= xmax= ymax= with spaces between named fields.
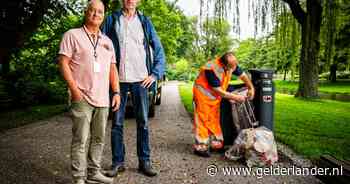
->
xmin=178 ymin=83 xmax=350 ymax=160
xmin=0 ymin=104 xmax=67 ymax=132
xmin=275 ymin=94 xmax=350 ymax=160
xmin=275 ymin=80 xmax=350 ymax=94
xmin=178 ymin=82 xmax=194 ymax=114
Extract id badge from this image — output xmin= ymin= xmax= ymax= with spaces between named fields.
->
xmin=93 ymin=61 xmax=101 ymax=73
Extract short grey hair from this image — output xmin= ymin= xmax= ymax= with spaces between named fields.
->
xmin=121 ymin=0 xmax=141 ymax=6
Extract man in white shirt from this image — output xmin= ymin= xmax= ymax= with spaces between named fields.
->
xmin=102 ymin=0 xmax=166 ymax=177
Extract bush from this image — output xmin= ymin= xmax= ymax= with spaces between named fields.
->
xmin=4 ymin=71 xmax=67 ymax=107
xmin=13 ymin=79 xmax=67 ymax=106
xmin=166 ymin=58 xmax=198 ymax=81
xmin=319 ymin=71 xmax=350 ymax=80
xmin=165 ymin=68 xmax=178 ymax=80
xmin=319 ymin=72 xmax=330 ymax=80
xmin=337 ymin=71 xmax=350 ymax=79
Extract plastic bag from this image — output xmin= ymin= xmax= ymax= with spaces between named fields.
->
xmin=229 ymin=88 xmax=259 ymax=132
xmin=225 ymin=126 xmax=278 ymax=167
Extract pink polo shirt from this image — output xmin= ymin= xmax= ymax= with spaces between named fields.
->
xmin=59 ymin=26 xmax=116 ymax=107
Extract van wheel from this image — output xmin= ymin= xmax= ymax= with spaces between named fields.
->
xmin=155 ymin=87 xmax=162 ymax=105
xmin=149 ymin=104 xmax=155 ymax=117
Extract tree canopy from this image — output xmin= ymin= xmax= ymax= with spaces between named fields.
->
xmin=199 ymin=0 xmax=349 ymax=98
xmin=0 ymin=0 xmax=349 ymax=106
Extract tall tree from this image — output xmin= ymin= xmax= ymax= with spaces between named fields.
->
xmin=333 ymin=1 xmax=350 ymax=75
xmin=138 ymin=0 xmax=184 ymax=64
xmin=203 ymin=0 xmax=327 ymax=98
xmin=323 ymin=0 xmax=337 ymax=82
xmin=322 ymin=0 xmax=349 ymax=82
xmin=201 ymin=18 xmax=234 ymax=59
xmin=283 ymin=0 xmax=322 ymax=98
xmin=0 ymin=0 xmax=81 ymax=76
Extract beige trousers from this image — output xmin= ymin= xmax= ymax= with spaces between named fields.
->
xmin=70 ymin=99 xmax=109 ymax=180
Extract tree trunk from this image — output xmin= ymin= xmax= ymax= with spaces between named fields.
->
xmin=329 ymin=63 xmax=337 ymax=82
xmin=295 ymin=0 xmax=322 ymax=98
xmin=0 ymin=31 xmax=24 ymax=76
xmin=283 ymin=0 xmax=322 ymax=98
xmin=324 ymin=0 xmax=336 ymax=74
xmin=0 ymin=48 xmax=11 ymax=76
xmin=283 ymin=69 xmax=287 ymax=81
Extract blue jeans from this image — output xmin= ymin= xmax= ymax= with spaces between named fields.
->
xmin=111 ymin=82 xmax=150 ymax=167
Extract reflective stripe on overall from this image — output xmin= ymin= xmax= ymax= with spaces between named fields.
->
xmin=192 ymin=58 xmax=232 ymax=144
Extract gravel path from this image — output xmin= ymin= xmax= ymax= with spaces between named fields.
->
xmin=0 ymin=81 xmax=322 ymax=184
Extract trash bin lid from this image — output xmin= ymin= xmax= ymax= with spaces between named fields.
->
xmin=248 ymin=69 xmax=274 ymax=79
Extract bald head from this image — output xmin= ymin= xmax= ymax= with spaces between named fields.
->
xmin=87 ymin=0 xmax=104 ymax=11
xmin=85 ymin=0 xmax=105 ymax=27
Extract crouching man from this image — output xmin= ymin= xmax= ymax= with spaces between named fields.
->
xmin=192 ymin=52 xmax=255 ymax=157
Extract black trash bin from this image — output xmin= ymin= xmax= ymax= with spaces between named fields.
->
xmin=220 ymin=84 xmax=245 ymax=146
xmin=220 ymin=70 xmax=275 ymax=146
xmin=249 ymin=69 xmax=275 ymax=131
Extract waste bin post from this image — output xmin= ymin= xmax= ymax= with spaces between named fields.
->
xmin=248 ymin=69 xmax=275 ymax=131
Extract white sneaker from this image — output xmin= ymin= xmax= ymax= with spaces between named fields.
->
xmin=87 ymin=172 xmax=113 ymax=184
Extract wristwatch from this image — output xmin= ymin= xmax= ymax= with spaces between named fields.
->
xmin=112 ymin=91 xmax=120 ymax=96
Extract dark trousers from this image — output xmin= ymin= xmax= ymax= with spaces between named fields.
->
xmin=111 ymin=82 xmax=150 ymax=167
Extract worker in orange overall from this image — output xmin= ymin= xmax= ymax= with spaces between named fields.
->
xmin=192 ymin=51 xmax=255 ymax=157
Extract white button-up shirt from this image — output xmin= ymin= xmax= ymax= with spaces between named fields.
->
xmin=116 ymin=14 xmax=148 ymax=82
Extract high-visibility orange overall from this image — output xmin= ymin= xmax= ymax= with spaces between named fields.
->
xmin=193 ymin=58 xmax=232 ymax=145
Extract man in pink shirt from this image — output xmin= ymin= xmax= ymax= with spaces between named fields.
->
xmin=58 ymin=0 xmax=120 ymax=184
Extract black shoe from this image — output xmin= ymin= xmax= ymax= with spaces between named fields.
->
xmin=194 ymin=149 xmax=211 ymax=157
xmin=210 ymin=147 xmax=226 ymax=154
xmin=104 ymin=164 xmax=126 ymax=177
xmin=138 ymin=161 xmax=157 ymax=177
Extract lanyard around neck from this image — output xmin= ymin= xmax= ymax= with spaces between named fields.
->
xmin=83 ymin=26 xmax=100 ymax=59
